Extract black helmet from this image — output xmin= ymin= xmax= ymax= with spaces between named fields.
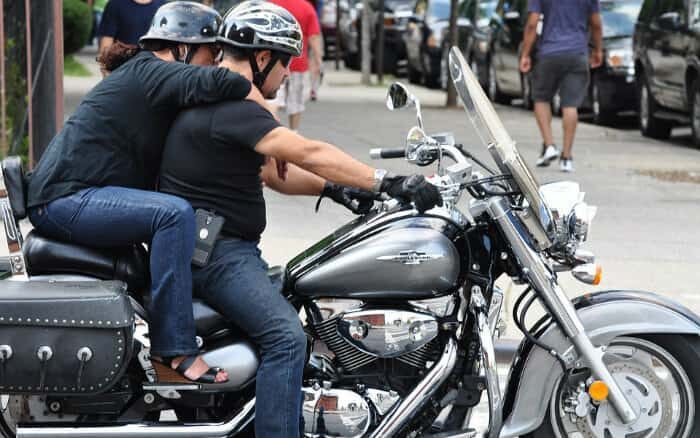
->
xmin=218 ymin=1 xmax=303 ymax=57
xmin=139 ymin=1 xmax=222 ymax=47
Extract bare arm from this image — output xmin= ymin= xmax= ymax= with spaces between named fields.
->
xmin=519 ymin=12 xmax=539 ymax=73
xmin=98 ymin=36 xmax=114 ymax=76
xmin=261 ymin=157 xmax=325 ymax=195
xmin=309 ymin=34 xmax=323 ymax=73
xmin=589 ymin=12 xmax=603 ymax=68
xmin=255 ymin=127 xmax=375 ymax=191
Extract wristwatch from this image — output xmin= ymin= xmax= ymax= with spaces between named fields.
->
xmin=372 ymin=168 xmax=388 ymax=193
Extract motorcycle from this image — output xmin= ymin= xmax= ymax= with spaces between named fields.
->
xmin=0 ymin=48 xmax=697 ymax=438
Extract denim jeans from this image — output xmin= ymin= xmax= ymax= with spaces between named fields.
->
xmin=28 ymin=186 xmax=199 ymax=357
xmin=192 ymin=238 xmax=306 ymax=438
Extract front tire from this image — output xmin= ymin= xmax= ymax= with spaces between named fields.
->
xmin=527 ymin=335 xmax=700 ymax=438
xmin=591 ymin=77 xmax=615 ymax=125
xmin=487 ymin=58 xmax=509 ymax=104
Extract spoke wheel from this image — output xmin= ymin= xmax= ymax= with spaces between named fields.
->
xmin=548 ymin=337 xmax=695 ymax=438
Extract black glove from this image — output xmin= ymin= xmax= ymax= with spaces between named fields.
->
xmin=379 ymin=174 xmax=443 ymax=213
xmin=316 ymin=182 xmax=377 ymax=214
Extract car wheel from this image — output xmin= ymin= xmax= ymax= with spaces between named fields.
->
xmin=638 ymin=74 xmax=672 ymax=139
xmin=521 ymin=73 xmax=533 ymax=110
xmin=344 ymin=51 xmax=361 ymax=70
xmin=408 ymin=60 xmax=422 ymax=84
xmin=690 ymin=80 xmax=700 ymax=148
xmin=470 ymin=56 xmax=483 ymax=88
xmin=551 ymin=92 xmax=561 ymax=117
xmin=487 ymin=58 xmax=509 ymax=104
xmin=591 ymin=78 xmax=615 ymax=125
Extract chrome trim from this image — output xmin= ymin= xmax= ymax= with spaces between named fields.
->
xmin=16 ymin=398 xmax=255 ymax=438
xmin=0 ymin=164 xmax=27 ymax=278
xmin=302 ymin=387 xmax=370 ymax=437
xmin=365 ymin=388 xmax=401 ymax=416
xmin=368 ymin=337 xmax=458 ymax=438
xmin=487 ymin=286 xmax=504 ymax=338
xmin=486 ymin=196 xmax=637 ymax=424
xmin=337 ymin=309 xmax=439 ymax=358
xmin=376 ymin=250 xmax=445 ymax=265
xmin=471 ymin=287 xmax=502 ymax=437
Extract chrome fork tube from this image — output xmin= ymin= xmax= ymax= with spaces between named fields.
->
xmin=486 ymin=197 xmax=638 ymax=424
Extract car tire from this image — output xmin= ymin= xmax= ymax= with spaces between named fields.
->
xmin=690 ymin=80 xmax=700 ymax=148
xmin=551 ymin=92 xmax=561 ymax=117
xmin=638 ymin=73 xmax=672 ymax=139
xmin=487 ymin=58 xmax=509 ymax=104
xmin=344 ymin=51 xmax=361 ymax=70
xmin=423 ymin=50 xmax=440 ymax=89
xmin=591 ymin=77 xmax=615 ymax=125
xmin=521 ymin=73 xmax=533 ymax=110
xmin=470 ymin=55 xmax=484 ymax=90
xmin=408 ymin=61 xmax=422 ymax=84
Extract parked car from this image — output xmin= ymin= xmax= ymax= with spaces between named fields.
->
xmin=403 ymin=0 xmax=493 ymax=89
xmin=634 ymin=0 xmax=700 ymax=145
xmin=339 ymin=0 xmax=413 ymax=73
xmin=472 ymin=0 xmax=536 ymax=107
xmin=584 ymin=0 xmax=641 ymax=124
xmin=458 ymin=0 xmax=497 ymax=86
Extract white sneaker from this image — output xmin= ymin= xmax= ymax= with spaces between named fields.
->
xmin=536 ymin=144 xmax=560 ymax=167
xmin=559 ymin=158 xmax=575 ymax=173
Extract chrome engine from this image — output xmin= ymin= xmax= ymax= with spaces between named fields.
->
xmin=311 ymin=302 xmax=448 ymax=372
xmin=302 ymin=384 xmax=400 ymax=438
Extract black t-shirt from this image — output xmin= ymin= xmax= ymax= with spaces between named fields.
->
xmin=97 ymin=0 xmax=165 ymax=45
xmin=159 ymin=101 xmax=281 ymax=241
xmin=27 ymin=51 xmax=252 ymax=208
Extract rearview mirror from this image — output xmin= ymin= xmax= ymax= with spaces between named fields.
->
xmin=386 ymin=82 xmax=411 ymax=110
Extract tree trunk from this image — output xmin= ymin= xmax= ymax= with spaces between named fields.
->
xmin=360 ymin=0 xmax=371 ymax=85
xmin=445 ymin=0 xmax=459 ymax=107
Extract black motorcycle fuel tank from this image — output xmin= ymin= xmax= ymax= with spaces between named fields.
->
xmin=286 ymin=209 xmax=462 ymax=299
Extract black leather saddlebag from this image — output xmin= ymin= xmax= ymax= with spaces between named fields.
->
xmin=0 ymin=280 xmax=134 ymax=395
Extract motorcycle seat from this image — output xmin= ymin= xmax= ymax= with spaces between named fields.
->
xmin=23 ymin=230 xmax=150 ymax=294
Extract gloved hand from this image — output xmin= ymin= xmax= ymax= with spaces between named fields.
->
xmin=316 ymin=182 xmax=377 ymax=214
xmin=379 ymin=174 xmax=443 ymax=213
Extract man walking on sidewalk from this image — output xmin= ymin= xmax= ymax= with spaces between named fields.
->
xmin=270 ymin=0 xmax=323 ymax=131
xmin=519 ymin=0 xmax=603 ymax=172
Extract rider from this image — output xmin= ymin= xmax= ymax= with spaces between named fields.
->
xmin=157 ymin=1 xmax=443 ymax=435
xmin=26 ymin=2 xmax=266 ymax=385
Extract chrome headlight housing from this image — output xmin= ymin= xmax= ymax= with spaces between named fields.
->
xmin=539 ymin=181 xmax=597 ymax=251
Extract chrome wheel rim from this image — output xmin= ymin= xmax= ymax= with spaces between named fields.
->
xmin=640 ymin=85 xmax=650 ymax=130
xmin=592 ymin=83 xmax=600 ymax=118
xmin=551 ymin=337 xmax=694 ymax=438
xmin=488 ymin=61 xmax=497 ymax=100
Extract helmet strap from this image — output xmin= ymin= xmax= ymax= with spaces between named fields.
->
xmin=184 ymin=44 xmax=199 ymax=65
xmin=249 ymin=51 xmax=282 ymax=90
xmin=170 ymin=45 xmax=192 ymax=64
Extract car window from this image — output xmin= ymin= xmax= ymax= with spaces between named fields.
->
xmin=691 ymin=0 xmax=700 ymax=24
xmin=600 ymin=0 xmax=643 ymax=38
xmin=637 ymin=0 xmax=656 ymax=24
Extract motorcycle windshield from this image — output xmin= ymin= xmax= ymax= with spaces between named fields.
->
xmin=447 ymin=47 xmax=555 ymax=248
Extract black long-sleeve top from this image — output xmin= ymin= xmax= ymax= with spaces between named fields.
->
xmin=27 ymin=51 xmax=252 ymax=208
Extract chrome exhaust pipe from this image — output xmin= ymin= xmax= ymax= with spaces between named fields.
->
xmin=17 ymin=398 xmax=255 ymax=438
xmin=369 ymin=337 xmax=458 ymax=438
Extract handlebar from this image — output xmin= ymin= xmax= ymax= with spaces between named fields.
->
xmin=369 ymin=148 xmax=406 ymax=159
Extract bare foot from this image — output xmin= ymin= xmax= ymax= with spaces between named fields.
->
xmin=170 ymin=356 xmax=228 ymax=383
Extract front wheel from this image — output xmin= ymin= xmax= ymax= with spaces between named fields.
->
xmin=528 ymin=335 xmax=700 ymax=438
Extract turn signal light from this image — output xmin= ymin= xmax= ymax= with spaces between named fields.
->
xmin=572 ymin=263 xmax=602 ymax=285
xmin=588 ymin=380 xmax=609 ymax=402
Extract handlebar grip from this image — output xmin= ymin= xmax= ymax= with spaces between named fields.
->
xmin=369 ymin=148 xmax=406 ymax=159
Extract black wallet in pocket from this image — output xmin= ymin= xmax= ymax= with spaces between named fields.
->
xmin=192 ymin=209 xmax=225 ymax=267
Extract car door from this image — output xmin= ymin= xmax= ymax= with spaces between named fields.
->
xmin=647 ymin=0 xmax=690 ymax=110
xmin=493 ymin=0 xmax=526 ymax=94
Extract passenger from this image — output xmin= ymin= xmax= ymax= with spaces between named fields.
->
xmin=26 ymin=2 xmax=268 ymax=384
xmin=157 ymin=2 xmax=443 ymax=435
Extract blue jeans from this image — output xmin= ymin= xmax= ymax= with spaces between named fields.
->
xmin=28 ymin=186 xmax=199 ymax=357
xmin=192 ymin=238 xmax=306 ymax=438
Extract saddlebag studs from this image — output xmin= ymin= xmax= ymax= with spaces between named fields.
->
xmin=0 ymin=280 xmax=134 ymax=396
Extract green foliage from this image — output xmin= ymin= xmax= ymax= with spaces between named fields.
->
xmin=63 ymin=0 xmax=92 ymax=55
xmin=64 ymin=54 xmax=91 ymax=77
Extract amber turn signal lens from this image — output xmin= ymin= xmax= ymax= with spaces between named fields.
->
xmin=588 ymin=380 xmax=609 ymax=402
xmin=592 ymin=264 xmax=602 ymax=285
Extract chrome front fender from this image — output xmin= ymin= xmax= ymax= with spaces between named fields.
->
xmin=499 ymin=290 xmax=700 ymax=438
